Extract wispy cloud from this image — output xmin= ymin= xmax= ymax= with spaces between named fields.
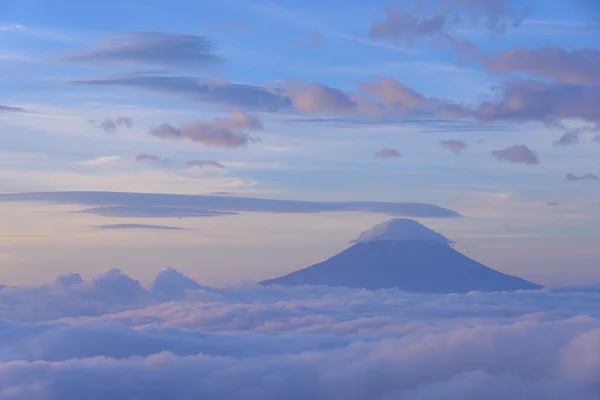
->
xmin=92 ymin=224 xmax=190 ymax=231
xmin=134 ymin=154 xmax=171 ymax=164
xmin=374 ymin=148 xmax=401 ymax=159
xmin=77 ymin=156 xmax=121 ymax=166
xmin=566 ymin=173 xmax=599 ymax=182
xmin=187 ymin=160 xmax=226 ymax=169
xmin=69 ymin=75 xmax=289 ymax=111
xmin=0 ymin=105 xmax=27 ymax=113
xmin=60 ymin=32 xmax=223 ymax=70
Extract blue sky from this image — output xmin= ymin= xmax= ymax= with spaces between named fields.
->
xmin=0 ymin=0 xmax=599 ymax=286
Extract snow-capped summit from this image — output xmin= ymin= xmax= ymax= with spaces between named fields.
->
xmin=150 ymin=267 xmax=204 ymax=298
xmin=351 ymin=218 xmax=452 ymax=245
xmin=261 ymin=219 xmax=541 ymax=293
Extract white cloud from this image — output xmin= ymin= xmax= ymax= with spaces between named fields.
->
xmin=1 ymin=269 xmax=600 ymax=398
xmin=76 ymin=156 xmax=121 ymax=166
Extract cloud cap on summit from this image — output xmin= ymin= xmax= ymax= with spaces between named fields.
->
xmin=350 ymin=218 xmax=453 ymax=245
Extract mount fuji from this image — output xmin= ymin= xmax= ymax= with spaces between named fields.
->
xmin=261 ymin=219 xmax=541 ymax=293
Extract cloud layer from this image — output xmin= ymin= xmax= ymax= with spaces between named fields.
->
xmin=1 ymin=268 xmax=600 ymax=399
xmin=0 ymin=191 xmax=461 ymax=219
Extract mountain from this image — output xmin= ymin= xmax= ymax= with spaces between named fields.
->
xmin=261 ymin=219 xmax=542 ymax=293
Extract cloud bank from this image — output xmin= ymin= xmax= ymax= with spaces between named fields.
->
xmin=1 ymin=268 xmax=600 ymax=399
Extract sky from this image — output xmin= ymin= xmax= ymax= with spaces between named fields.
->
xmin=1 ymin=0 xmax=599 ymax=287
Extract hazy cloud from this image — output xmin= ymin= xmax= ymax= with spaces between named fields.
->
xmin=292 ymin=31 xmax=324 ymax=47
xmin=491 ymin=144 xmax=540 ymax=165
xmin=0 ymin=191 xmax=462 ymax=219
xmin=134 ymin=153 xmax=171 ymax=164
xmin=440 ymin=139 xmax=468 ymax=154
xmin=61 ymin=32 xmax=222 ymax=70
xmin=186 ymin=160 xmax=226 ymax=169
xmin=93 ymin=224 xmax=190 ymax=231
xmin=566 ymin=173 xmax=599 ymax=182
xmin=374 ymin=148 xmax=401 ymax=158
xmin=149 ymin=111 xmax=262 ymax=148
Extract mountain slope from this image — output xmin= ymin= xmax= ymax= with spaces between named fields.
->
xmin=261 ymin=220 xmax=542 ymax=293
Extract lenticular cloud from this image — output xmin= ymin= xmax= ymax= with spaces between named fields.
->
xmin=1 ymin=269 xmax=600 ymax=399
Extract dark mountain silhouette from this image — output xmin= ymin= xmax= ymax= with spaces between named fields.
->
xmin=261 ymin=219 xmax=542 ymax=293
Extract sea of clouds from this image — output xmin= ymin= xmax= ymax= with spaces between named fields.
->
xmin=1 ymin=267 xmax=600 ymax=399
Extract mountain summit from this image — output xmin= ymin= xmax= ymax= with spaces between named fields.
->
xmin=261 ymin=219 xmax=541 ymax=293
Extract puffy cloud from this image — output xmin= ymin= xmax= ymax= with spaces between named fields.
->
xmin=486 ymin=47 xmax=600 ymax=85
xmin=134 ymin=153 xmax=171 ymax=164
xmin=61 ymin=32 xmax=222 ymax=70
xmin=566 ymin=173 xmax=599 ymax=182
xmin=149 ymin=110 xmax=262 ymax=148
xmin=358 ymin=76 xmax=471 ymax=118
xmin=91 ymin=269 xmax=148 ymax=303
xmin=440 ymin=139 xmax=468 ymax=154
xmin=359 ymin=76 xmax=431 ymax=111
xmin=55 ymin=273 xmax=84 ymax=287
xmin=93 ymin=224 xmax=190 ymax=231
xmin=186 ymin=160 xmax=226 ymax=169
xmin=491 ymin=144 xmax=539 ymax=165
xmin=292 ymin=31 xmax=324 ymax=47
xmin=374 ymin=148 xmax=402 ymax=159
xmin=0 ymin=191 xmax=461 ymax=219
xmin=91 ymin=117 xmax=133 ymax=133
xmin=286 ymin=81 xmax=357 ymax=115
xmin=150 ymin=267 xmax=204 ymax=299
xmin=69 ymin=76 xmax=289 ymax=111
xmin=1 ymin=270 xmax=600 ymax=398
